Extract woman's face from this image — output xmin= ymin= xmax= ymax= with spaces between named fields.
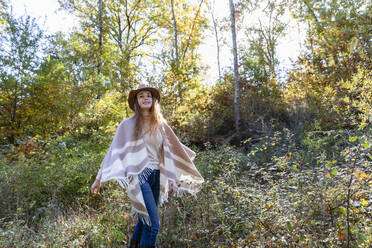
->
xmin=136 ymin=90 xmax=153 ymax=110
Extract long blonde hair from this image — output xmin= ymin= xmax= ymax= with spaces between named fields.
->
xmin=133 ymin=93 xmax=165 ymax=139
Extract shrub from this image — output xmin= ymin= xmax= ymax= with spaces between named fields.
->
xmin=1 ymin=124 xmax=370 ymax=247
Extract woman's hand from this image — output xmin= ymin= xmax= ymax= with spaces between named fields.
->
xmin=169 ymin=188 xmax=176 ymax=197
xmin=169 ymin=181 xmax=177 ymax=197
xmin=91 ymin=179 xmax=101 ymax=195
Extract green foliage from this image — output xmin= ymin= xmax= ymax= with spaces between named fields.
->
xmin=0 ymin=131 xmax=112 ymax=224
xmin=0 ymin=0 xmax=8 ymax=18
xmin=72 ymin=90 xmax=130 ymax=139
xmin=337 ymin=67 xmax=372 ymax=125
xmin=157 ymin=125 xmax=371 ymax=247
xmin=156 ymin=0 xmax=209 ymax=115
xmin=0 ymin=10 xmax=104 ymax=144
xmin=194 ymin=143 xmax=247 ymax=179
xmin=0 ymin=0 xmax=371 ymax=247
xmin=203 ymin=78 xmax=235 ymax=137
xmin=204 ymin=76 xmax=288 ymax=142
xmin=245 ymin=127 xmax=296 ymax=167
xmin=165 ymin=85 xmax=214 ymax=144
xmin=0 ymin=12 xmax=44 ymax=143
xmin=242 ymin=0 xmax=288 ymax=79
xmin=0 ymin=188 xmax=132 ymax=247
xmin=1 ymin=125 xmax=370 ymax=247
xmin=285 ymin=0 xmax=371 ymax=130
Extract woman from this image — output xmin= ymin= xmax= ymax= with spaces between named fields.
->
xmin=91 ymin=84 xmax=204 ymax=248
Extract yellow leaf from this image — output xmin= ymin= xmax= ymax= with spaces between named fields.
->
xmin=360 ymin=172 xmax=368 ymax=179
xmin=361 ymin=199 xmax=368 ymax=207
xmin=354 ymin=169 xmax=362 ymax=182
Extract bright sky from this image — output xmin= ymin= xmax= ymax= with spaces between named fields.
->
xmin=9 ymin=0 xmax=305 ymax=84
xmin=10 ymin=0 xmax=76 ymax=34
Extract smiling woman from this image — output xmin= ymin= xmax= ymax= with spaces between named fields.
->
xmin=137 ymin=91 xmax=153 ymax=110
xmin=91 ymin=83 xmax=204 ymax=248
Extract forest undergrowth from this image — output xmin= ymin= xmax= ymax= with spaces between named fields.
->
xmin=0 ymin=123 xmax=370 ymax=248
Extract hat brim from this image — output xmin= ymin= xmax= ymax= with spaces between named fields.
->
xmin=128 ymin=87 xmax=160 ymax=110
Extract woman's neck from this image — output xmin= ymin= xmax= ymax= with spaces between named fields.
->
xmin=141 ymin=112 xmax=151 ymax=133
xmin=141 ymin=111 xmax=151 ymax=123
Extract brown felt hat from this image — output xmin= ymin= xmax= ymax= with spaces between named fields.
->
xmin=128 ymin=83 xmax=160 ymax=110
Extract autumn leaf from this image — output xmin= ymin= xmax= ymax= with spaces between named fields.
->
xmin=325 ymin=205 xmax=331 ymax=212
xmin=337 ymin=230 xmax=346 ymax=240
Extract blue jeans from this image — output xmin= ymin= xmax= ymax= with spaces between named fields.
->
xmin=131 ymin=168 xmax=160 ymax=246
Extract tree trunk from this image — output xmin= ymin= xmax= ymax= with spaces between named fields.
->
xmin=170 ymin=0 xmax=183 ymax=103
xmin=208 ymin=1 xmax=222 ymax=82
xmin=171 ymin=0 xmax=179 ymax=62
xmin=229 ymin=0 xmax=240 ymax=133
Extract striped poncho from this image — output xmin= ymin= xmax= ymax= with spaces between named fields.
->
xmin=96 ymin=116 xmax=204 ymax=224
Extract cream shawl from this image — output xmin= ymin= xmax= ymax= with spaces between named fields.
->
xmin=96 ymin=116 xmax=204 ymax=224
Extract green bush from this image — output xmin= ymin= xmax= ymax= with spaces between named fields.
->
xmin=0 ymin=130 xmax=112 ymax=225
xmin=1 ymin=124 xmax=370 ymax=247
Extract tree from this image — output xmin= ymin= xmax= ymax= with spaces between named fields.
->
xmin=0 ymin=12 xmax=44 ymax=143
xmin=207 ymin=0 xmax=222 ymax=82
xmin=229 ymin=0 xmax=240 ymax=133
xmin=58 ymin=0 xmax=161 ymax=93
xmin=164 ymin=0 xmax=206 ymax=104
xmin=244 ymin=0 xmax=288 ymax=80
xmin=170 ymin=0 xmax=179 ymax=62
xmin=285 ymin=0 xmax=371 ymax=128
xmin=289 ymin=0 xmax=370 ymax=81
xmin=155 ymin=0 xmax=208 ymax=117
xmin=0 ymin=0 xmax=8 ymax=17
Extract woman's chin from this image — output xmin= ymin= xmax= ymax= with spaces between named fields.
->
xmin=140 ymin=106 xmax=151 ymax=111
